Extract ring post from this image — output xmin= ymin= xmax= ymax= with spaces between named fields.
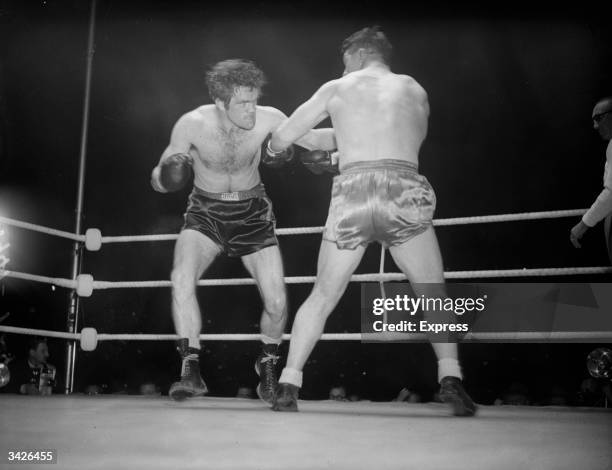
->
xmin=64 ymin=0 xmax=97 ymax=394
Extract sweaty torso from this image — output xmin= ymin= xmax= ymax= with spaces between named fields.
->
xmin=186 ymin=105 xmax=279 ymax=192
xmin=326 ymin=68 xmax=428 ymax=169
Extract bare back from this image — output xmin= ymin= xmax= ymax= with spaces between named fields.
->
xmin=327 ymin=68 xmax=429 ymax=168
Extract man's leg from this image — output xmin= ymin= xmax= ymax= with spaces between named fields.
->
xmin=169 ymin=229 xmax=220 ymax=401
xmin=389 ymin=226 xmax=476 ymax=415
xmin=242 ymin=245 xmax=288 ymax=403
xmin=274 ymin=240 xmax=366 ymax=411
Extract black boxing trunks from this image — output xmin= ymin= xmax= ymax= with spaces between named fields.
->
xmin=182 ymin=183 xmax=278 ymax=257
xmin=323 ymin=159 xmax=436 ymax=249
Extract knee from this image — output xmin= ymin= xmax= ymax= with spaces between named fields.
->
xmin=263 ymin=292 xmax=287 ymax=319
xmin=308 ymin=286 xmax=340 ymax=315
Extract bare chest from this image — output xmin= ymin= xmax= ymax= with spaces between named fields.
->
xmin=192 ymin=128 xmax=263 ymax=172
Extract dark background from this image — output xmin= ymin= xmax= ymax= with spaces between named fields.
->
xmin=0 ymin=0 xmax=611 ymax=403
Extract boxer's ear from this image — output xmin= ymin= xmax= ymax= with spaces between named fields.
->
xmin=214 ymin=98 xmax=226 ymax=112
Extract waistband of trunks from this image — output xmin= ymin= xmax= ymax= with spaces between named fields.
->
xmin=340 ymin=159 xmax=419 ymax=175
xmin=192 ymin=183 xmax=266 ymax=202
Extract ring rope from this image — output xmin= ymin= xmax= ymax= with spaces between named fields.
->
xmin=2 ymin=266 xmax=611 ymax=292
xmin=102 ymin=209 xmax=591 ymax=241
xmin=0 ymin=326 xmax=81 ymax=340
xmin=1 ymin=325 xmax=611 ymax=342
xmin=431 ymin=208 xmax=587 ymax=227
xmin=0 ymin=209 xmax=589 ymax=244
xmin=1 ymin=270 xmax=77 ymax=289
xmin=0 ymin=216 xmax=82 ymax=242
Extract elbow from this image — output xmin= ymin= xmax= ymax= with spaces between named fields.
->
xmin=270 ymin=132 xmax=292 ymax=152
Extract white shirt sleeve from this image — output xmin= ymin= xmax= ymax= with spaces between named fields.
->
xmin=582 ymin=140 xmax=612 ymax=227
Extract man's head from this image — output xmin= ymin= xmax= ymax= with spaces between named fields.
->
xmin=592 ymin=97 xmax=612 ymax=140
xmin=28 ymin=337 xmax=49 ymax=366
xmin=139 ymin=382 xmax=160 ymax=396
xmin=205 ymin=59 xmax=266 ymax=130
xmin=341 ymin=26 xmax=392 ymax=75
xmin=329 ymin=385 xmax=347 ymax=401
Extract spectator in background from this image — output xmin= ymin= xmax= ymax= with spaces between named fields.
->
xmin=139 ymin=382 xmax=161 ymax=396
xmin=329 ymin=385 xmax=347 ymax=401
xmin=84 ymin=384 xmax=103 ymax=396
xmin=494 ymin=382 xmax=530 ymax=406
xmin=570 ymin=96 xmax=612 ymax=262
xmin=3 ymin=337 xmax=57 ymax=395
xmin=110 ymin=379 xmax=129 ymax=395
xmin=547 ymin=385 xmax=568 ymax=406
xmin=0 ymin=332 xmax=14 ymax=365
xmin=0 ymin=333 xmax=14 ymax=391
xmin=576 ymin=377 xmax=612 ymax=407
xmin=394 ymin=387 xmax=422 ymax=403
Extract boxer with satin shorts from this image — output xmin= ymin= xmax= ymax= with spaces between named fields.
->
xmin=267 ymin=26 xmax=476 ymax=416
xmin=324 ymin=160 xmax=436 ymax=249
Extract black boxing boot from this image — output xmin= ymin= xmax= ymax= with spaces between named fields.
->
xmin=439 ymin=376 xmax=477 ymax=416
xmin=272 ymin=383 xmax=299 ymax=412
xmin=169 ymin=338 xmax=208 ymax=401
xmin=254 ymin=343 xmax=280 ymax=405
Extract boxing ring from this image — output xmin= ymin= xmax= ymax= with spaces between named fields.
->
xmin=0 ymin=395 xmax=611 ymax=469
xmin=1 ymin=209 xmax=612 ymax=469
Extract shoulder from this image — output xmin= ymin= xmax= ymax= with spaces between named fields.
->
xmin=317 ymin=78 xmax=340 ymax=95
xmin=303 ymin=79 xmax=340 ymax=108
xmin=256 ymin=106 xmax=288 ymax=132
xmin=397 ymin=74 xmax=428 ymax=98
xmin=170 ymin=106 xmax=213 ymax=136
xmin=258 ymin=105 xmax=288 ymax=121
xmin=177 ymin=106 xmax=213 ymax=127
xmin=606 ymin=140 xmax=612 ymax=159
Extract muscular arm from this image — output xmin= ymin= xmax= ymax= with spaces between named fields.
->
xmin=270 ymin=80 xmax=338 ymax=152
xmin=151 ymin=114 xmax=196 ymax=193
xmin=296 ymin=128 xmax=336 ymax=151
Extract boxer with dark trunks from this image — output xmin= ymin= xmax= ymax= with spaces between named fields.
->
xmin=267 ymin=27 xmax=476 ymax=415
xmin=151 ymin=59 xmax=335 ymax=403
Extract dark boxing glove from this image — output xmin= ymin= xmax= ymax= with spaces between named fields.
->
xmin=159 ymin=153 xmax=193 ymax=192
xmin=300 ymin=150 xmax=339 ymax=175
xmin=262 ymin=134 xmax=295 ymax=168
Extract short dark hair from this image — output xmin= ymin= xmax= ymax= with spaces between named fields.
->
xmin=595 ymin=96 xmax=612 ymax=111
xmin=205 ymin=59 xmax=267 ymax=106
xmin=28 ymin=336 xmax=47 ymax=352
xmin=341 ymin=26 xmax=392 ymax=63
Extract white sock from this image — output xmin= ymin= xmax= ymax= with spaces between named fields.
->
xmin=261 ymin=334 xmax=282 ymax=345
xmin=279 ymin=368 xmax=303 ymax=388
xmin=438 ymin=358 xmax=462 ymax=383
